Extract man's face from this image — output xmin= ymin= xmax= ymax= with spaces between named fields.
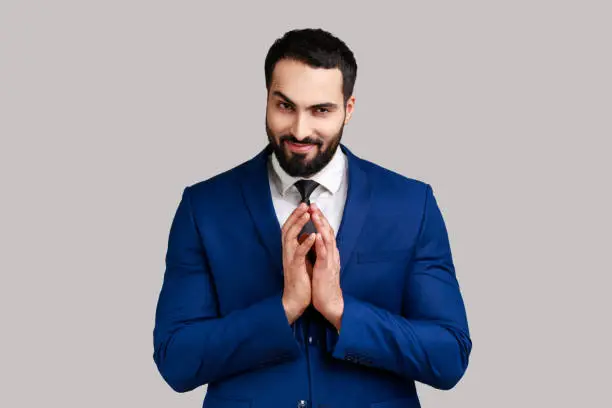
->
xmin=266 ymin=58 xmax=354 ymax=178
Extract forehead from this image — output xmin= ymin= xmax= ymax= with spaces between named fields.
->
xmin=270 ymin=59 xmax=343 ymax=104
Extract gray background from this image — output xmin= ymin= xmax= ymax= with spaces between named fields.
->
xmin=1 ymin=1 xmax=610 ymax=406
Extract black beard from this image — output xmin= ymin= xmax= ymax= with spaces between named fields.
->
xmin=265 ymin=120 xmax=344 ymax=178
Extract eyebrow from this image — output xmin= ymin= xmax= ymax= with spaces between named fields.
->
xmin=272 ymin=91 xmax=339 ymax=110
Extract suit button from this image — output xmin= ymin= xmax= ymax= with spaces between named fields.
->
xmin=308 ymin=336 xmax=313 ymax=344
xmin=297 ymin=400 xmax=308 ymax=408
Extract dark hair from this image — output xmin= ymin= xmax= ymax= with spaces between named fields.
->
xmin=264 ymin=28 xmax=358 ymax=106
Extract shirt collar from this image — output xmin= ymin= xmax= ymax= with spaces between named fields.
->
xmin=269 ymin=145 xmax=346 ymax=197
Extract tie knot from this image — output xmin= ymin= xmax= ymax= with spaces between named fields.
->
xmin=294 ymin=179 xmax=320 ymax=205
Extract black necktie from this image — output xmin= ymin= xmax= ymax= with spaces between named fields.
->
xmin=294 ymin=179 xmax=319 ymax=265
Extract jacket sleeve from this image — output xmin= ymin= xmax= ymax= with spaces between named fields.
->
xmin=326 ymin=184 xmax=472 ymax=390
xmin=153 ymin=186 xmax=302 ymax=393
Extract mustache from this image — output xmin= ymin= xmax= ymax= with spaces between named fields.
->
xmin=281 ymin=136 xmax=322 ymax=146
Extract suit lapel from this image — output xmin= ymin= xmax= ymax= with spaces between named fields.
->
xmin=239 ymin=143 xmax=371 ymax=278
xmin=336 ymin=144 xmax=371 ymax=277
xmin=240 ymin=143 xmax=283 ymax=273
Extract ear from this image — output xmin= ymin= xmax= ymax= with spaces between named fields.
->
xmin=344 ymin=95 xmax=356 ymax=125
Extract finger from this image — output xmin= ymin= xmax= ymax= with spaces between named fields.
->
xmin=294 ymin=232 xmax=316 ymax=259
xmin=314 ymin=232 xmax=328 ymax=262
xmin=281 ymin=202 xmax=308 ymax=237
xmin=285 ymin=211 xmax=311 ymax=246
xmin=281 ymin=202 xmax=308 ymax=236
xmin=312 ymin=210 xmax=335 ymax=253
xmin=311 ymin=203 xmax=335 ymax=242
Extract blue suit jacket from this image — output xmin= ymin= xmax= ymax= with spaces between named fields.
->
xmin=153 ymin=143 xmax=472 ymax=408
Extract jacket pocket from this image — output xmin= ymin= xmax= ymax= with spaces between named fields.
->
xmin=356 ymin=249 xmax=411 ymax=264
xmin=203 ymin=394 xmax=252 ymax=408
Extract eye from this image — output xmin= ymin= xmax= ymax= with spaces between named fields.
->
xmin=278 ymin=102 xmax=293 ymax=111
xmin=314 ymin=107 xmax=330 ymax=114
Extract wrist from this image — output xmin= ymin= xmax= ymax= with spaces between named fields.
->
xmin=282 ymin=295 xmax=306 ymax=324
xmin=321 ymin=296 xmax=344 ymax=330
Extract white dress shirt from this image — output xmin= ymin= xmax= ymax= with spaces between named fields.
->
xmin=267 ymin=146 xmax=348 ymax=238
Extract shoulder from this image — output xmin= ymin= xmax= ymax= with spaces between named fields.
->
xmin=356 ymin=154 xmax=431 ymax=198
xmin=183 ymin=155 xmax=253 ymax=202
xmin=350 ymin=153 xmax=440 ymax=232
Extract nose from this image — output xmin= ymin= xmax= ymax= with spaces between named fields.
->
xmin=290 ymin=114 xmax=312 ymax=142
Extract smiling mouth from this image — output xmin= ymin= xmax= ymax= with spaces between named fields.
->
xmin=286 ymin=141 xmax=317 ymax=153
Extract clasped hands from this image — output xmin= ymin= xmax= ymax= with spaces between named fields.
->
xmin=281 ymin=202 xmax=343 ymax=330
